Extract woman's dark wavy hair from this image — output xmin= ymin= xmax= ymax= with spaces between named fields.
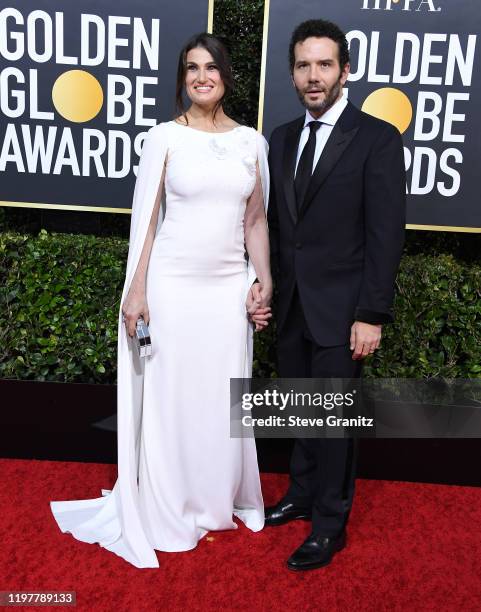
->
xmin=175 ymin=33 xmax=234 ymax=123
xmin=289 ymin=19 xmax=350 ymax=73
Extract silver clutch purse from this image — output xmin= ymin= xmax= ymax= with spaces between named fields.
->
xmin=134 ymin=317 xmax=152 ymax=358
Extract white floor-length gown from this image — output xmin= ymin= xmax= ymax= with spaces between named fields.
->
xmin=50 ymin=120 xmax=270 ymax=568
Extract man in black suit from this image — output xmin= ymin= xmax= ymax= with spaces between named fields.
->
xmin=251 ymin=19 xmax=406 ymax=571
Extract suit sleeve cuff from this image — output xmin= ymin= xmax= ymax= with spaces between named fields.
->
xmin=354 ymin=308 xmax=394 ymax=324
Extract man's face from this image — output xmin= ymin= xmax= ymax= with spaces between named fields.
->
xmin=292 ymin=37 xmax=350 ymax=118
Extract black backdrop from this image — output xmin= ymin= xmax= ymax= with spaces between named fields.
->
xmin=261 ymin=0 xmax=481 ymax=230
xmin=0 ymin=0 xmax=211 ymax=213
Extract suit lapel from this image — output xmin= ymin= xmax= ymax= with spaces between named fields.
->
xmin=282 ymin=117 xmax=304 ymax=225
xmin=298 ymin=101 xmax=361 ymax=220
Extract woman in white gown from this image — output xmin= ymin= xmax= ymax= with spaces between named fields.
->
xmin=50 ymin=33 xmax=272 ymax=568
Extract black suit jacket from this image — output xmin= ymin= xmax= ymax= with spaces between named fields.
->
xmin=267 ymin=100 xmax=406 ymax=346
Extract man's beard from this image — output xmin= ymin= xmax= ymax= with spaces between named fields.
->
xmin=296 ymin=77 xmax=343 ymax=115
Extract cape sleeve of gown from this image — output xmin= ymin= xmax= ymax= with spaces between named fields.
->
xmin=50 ymin=122 xmax=169 ymax=569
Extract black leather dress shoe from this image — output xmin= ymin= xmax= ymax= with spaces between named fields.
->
xmin=287 ymin=530 xmax=346 ymax=571
xmin=264 ymin=500 xmax=311 ymax=526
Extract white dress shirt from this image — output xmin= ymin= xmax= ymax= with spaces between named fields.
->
xmin=294 ymin=92 xmax=349 ymax=177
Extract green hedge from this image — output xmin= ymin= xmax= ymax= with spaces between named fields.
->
xmin=0 ymin=230 xmax=126 ymax=383
xmin=363 ymin=253 xmax=481 ymax=378
xmin=1 ymin=229 xmax=479 ymax=382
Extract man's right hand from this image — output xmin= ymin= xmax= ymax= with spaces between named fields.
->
xmin=246 ymin=282 xmax=272 ymax=332
xmin=250 ymin=306 xmax=272 ymax=331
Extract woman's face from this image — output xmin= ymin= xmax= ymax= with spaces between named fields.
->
xmin=184 ymin=46 xmax=225 ymax=107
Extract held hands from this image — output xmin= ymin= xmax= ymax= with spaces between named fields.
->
xmin=246 ymin=281 xmax=272 ymax=332
xmin=122 ymin=289 xmax=150 ymax=338
xmin=350 ymin=321 xmax=382 ymax=360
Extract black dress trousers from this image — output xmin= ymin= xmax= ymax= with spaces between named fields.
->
xmin=276 ymin=285 xmax=362 ymax=537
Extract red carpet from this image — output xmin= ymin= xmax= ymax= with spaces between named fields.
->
xmin=1 ymin=458 xmax=480 ymax=611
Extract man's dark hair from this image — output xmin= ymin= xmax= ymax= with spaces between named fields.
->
xmin=289 ymin=19 xmax=350 ymax=73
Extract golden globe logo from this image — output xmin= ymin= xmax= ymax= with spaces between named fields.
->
xmin=0 ymin=7 xmax=162 ymax=180
xmin=345 ymin=25 xmax=476 ymax=198
xmin=362 ymin=0 xmax=441 ymax=11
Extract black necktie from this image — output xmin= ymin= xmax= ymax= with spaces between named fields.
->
xmin=295 ymin=121 xmax=321 ymax=212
